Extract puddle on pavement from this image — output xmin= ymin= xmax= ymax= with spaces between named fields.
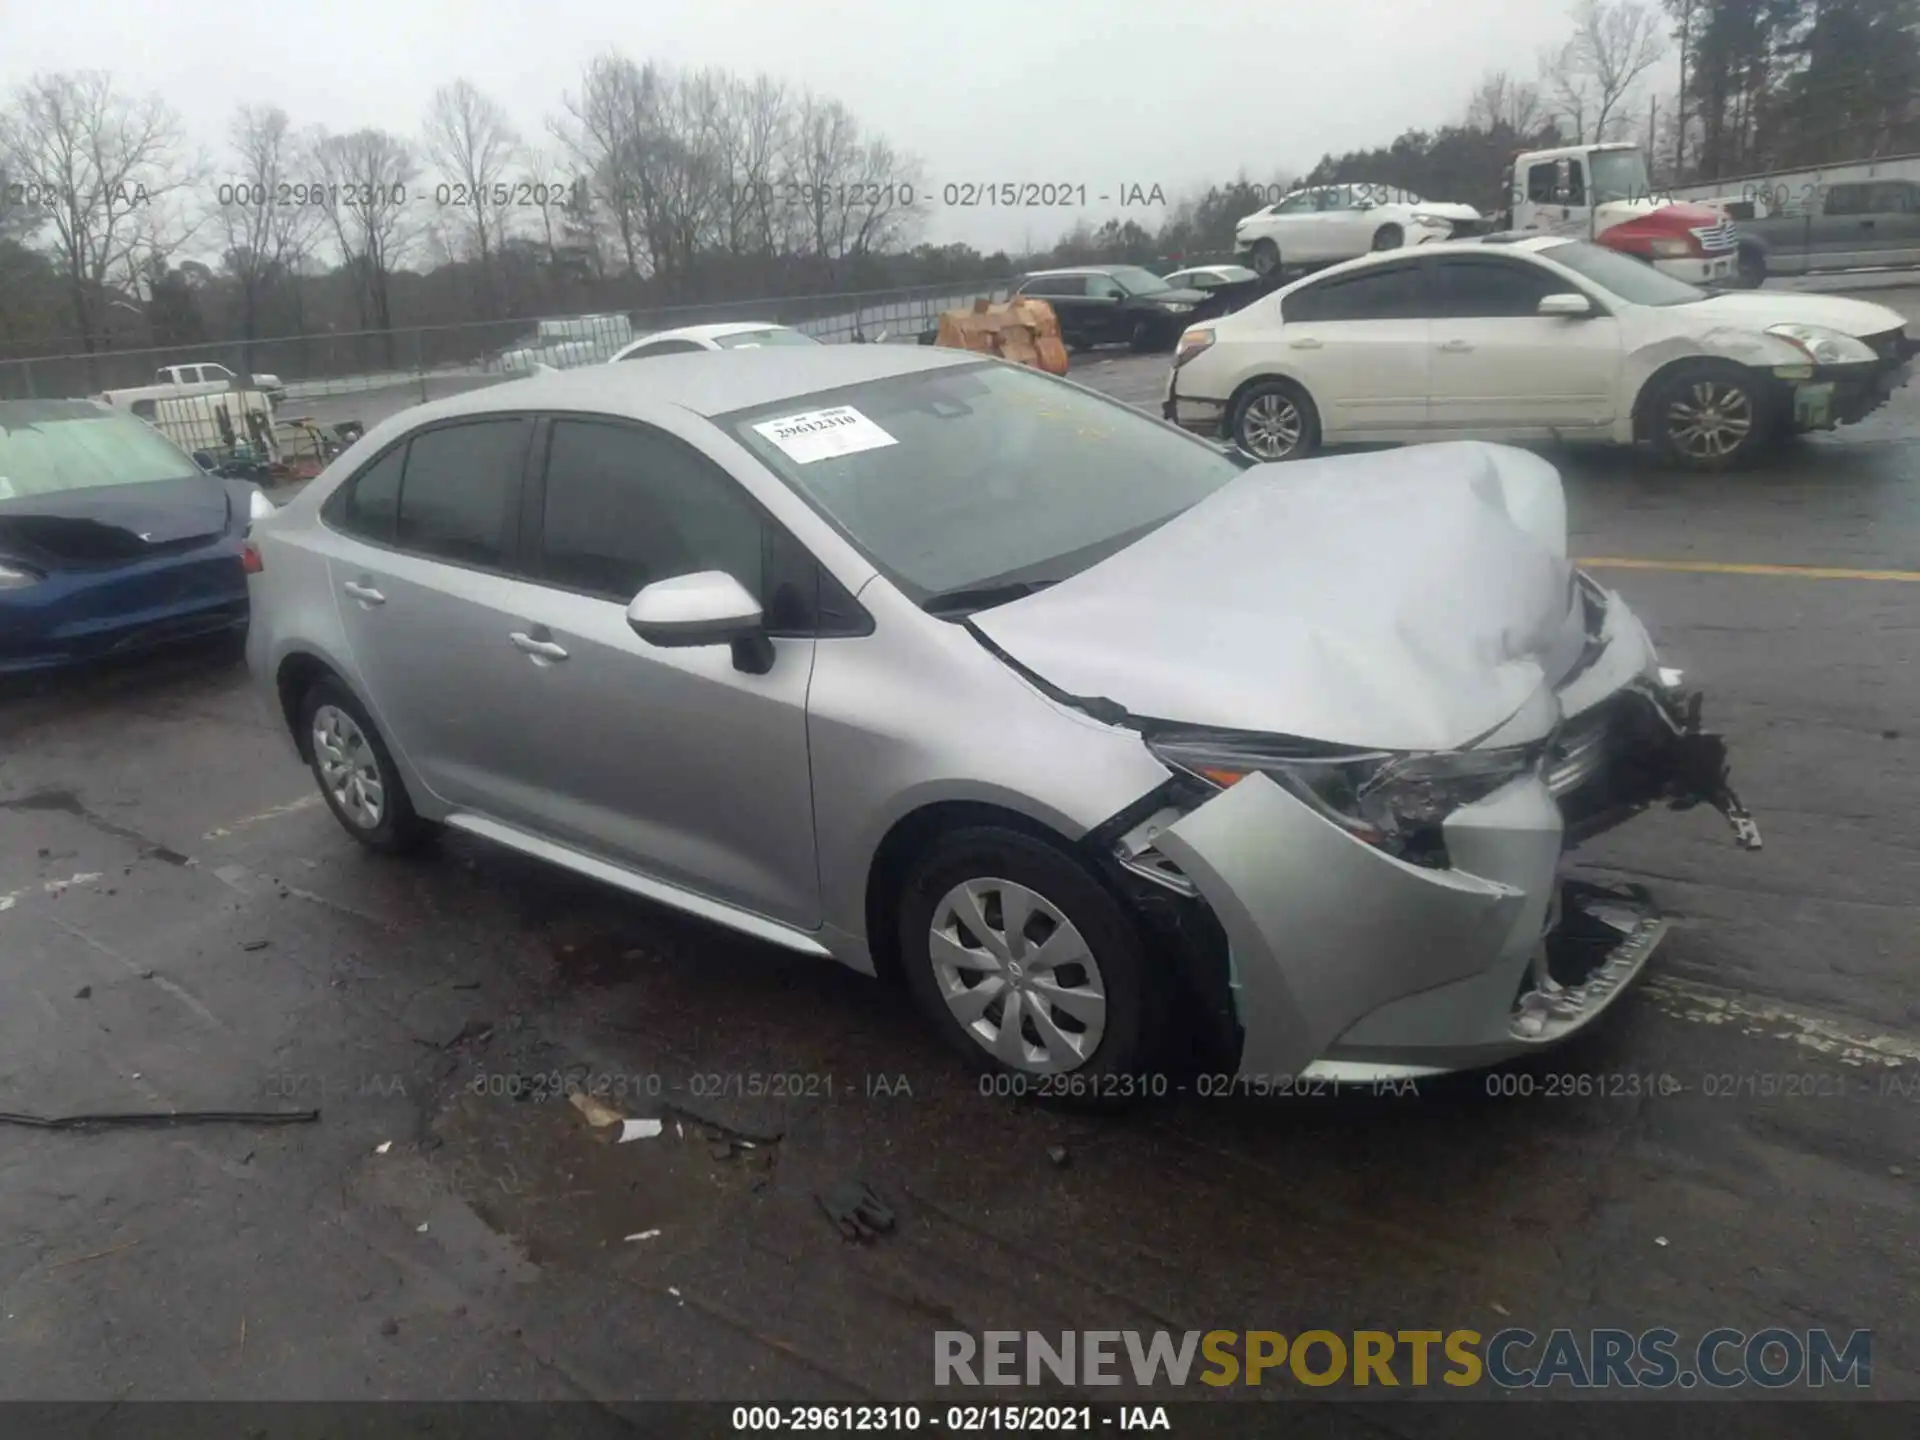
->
xmin=431 ymin=1088 xmax=774 ymax=1267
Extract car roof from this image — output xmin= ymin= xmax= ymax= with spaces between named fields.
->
xmin=1022 ymin=265 xmax=1129 ymax=278
xmin=393 ymin=345 xmax=984 ymax=429
xmin=638 ymin=321 xmax=794 ymax=343
xmin=1276 ymin=233 xmax=1573 ymax=287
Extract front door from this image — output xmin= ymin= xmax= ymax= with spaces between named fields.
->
xmin=1082 ymin=273 xmax=1128 ymax=342
xmin=1425 ymin=256 xmax=1621 ymax=432
xmin=498 ymin=416 xmax=821 ymax=928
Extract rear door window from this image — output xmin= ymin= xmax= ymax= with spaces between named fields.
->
xmin=392 ymin=419 xmax=530 ymax=568
xmin=1283 ymin=263 xmax=1426 ymax=322
xmin=326 ymin=444 xmax=405 ymax=544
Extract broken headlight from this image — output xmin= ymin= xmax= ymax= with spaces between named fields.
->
xmin=1147 ymin=733 xmax=1542 ymax=864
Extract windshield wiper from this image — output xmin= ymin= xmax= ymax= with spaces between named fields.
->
xmin=920 ymin=579 xmax=1058 ymax=617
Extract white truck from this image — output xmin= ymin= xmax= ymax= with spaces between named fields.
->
xmin=98 ymin=361 xmax=287 ymax=410
xmin=496 ymin=314 xmax=635 ymax=372
xmin=1500 ymin=142 xmax=1742 ymax=286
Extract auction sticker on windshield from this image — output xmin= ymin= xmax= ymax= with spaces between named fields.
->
xmin=753 ymin=406 xmax=898 ymax=464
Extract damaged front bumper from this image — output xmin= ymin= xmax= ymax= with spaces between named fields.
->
xmin=1141 ymin=677 xmax=1758 ymax=1080
xmin=1782 ymin=335 xmax=1916 ymax=430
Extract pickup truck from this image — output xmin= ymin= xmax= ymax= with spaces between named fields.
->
xmin=1729 ymin=178 xmax=1920 ymax=284
xmin=99 ymin=361 xmax=286 ymax=410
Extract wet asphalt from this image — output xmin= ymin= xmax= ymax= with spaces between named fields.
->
xmin=1 ymin=291 xmax=1918 ymax=1430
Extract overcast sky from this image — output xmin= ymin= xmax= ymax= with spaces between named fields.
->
xmin=3 ymin=0 xmax=1590 ymax=253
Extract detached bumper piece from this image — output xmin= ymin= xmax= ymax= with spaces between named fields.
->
xmin=1553 ymin=683 xmax=1762 ymax=851
xmin=1511 ymin=879 xmax=1666 ymax=1042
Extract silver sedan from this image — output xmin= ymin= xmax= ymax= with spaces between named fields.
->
xmin=244 ymin=346 xmax=1759 ymax=1089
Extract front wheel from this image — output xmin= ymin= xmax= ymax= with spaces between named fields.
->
xmin=1230 ymin=378 xmax=1321 ymax=462
xmin=1733 ymin=243 xmax=1767 ymax=289
xmin=1644 ymin=363 xmax=1774 ymax=472
xmin=1248 ymin=238 xmax=1281 ymax=277
xmin=898 ymin=827 xmax=1163 ymax=1100
xmin=1371 ymin=224 xmax=1404 ymax=251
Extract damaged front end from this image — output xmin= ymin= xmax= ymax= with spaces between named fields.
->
xmin=1090 ymin=610 xmax=1758 ymax=1081
xmin=1549 ymin=672 xmax=1763 ymax=853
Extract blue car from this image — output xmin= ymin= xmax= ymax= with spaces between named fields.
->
xmin=0 ymin=399 xmax=273 ymax=675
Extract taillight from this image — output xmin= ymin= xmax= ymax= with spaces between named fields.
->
xmin=242 ymin=541 xmax=264 ymax=574
xmin=1173 ymin=327 xmax=1215 ymax=369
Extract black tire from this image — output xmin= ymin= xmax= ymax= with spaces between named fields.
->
xmin=1643 ymin=361 xmax=1775 ymax=473
xmin=296 ymin=676 xmax=439 ymax=853
xmin=1128 ymin=316 xmax=1158 ymax=353
xmin=897 ymin=826 xmax=1164 ymax=1103
xmin=1248 ymin=238 xmax=1281 ymax=277
xmin=1734 ymin=243 xmax=1767 ymax=289
xmin=1230 ymin=377 xmax=1321 ymax=462
xmin=1371 ymin=224 xmax=1404 ymax=251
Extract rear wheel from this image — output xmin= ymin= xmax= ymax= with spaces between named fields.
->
xmin=898 ymin=827 xmax=1163 ymax=1101
xmin=1230 ymin=378 xmax=1321 ymax=462
xmin=1129 ymin=316 xmax=1158 ymax=352
xmin=298 ymin=677 xmax=439 ymax=853
xmin=1734 ymin=243 xmax=1767 ymax=289
xmin=1371 ymin=224 xmax=1404 ymax=251
xmin=1644 ymin=362 xmax=1773 ymax=472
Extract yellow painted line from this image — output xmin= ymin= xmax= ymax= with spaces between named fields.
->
xmin=1578 ymin=557 xmax=1920 ymax=582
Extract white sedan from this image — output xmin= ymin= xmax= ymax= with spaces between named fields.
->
xmin=608 ymin=321 xmax=820 ymax=362
xmin=1165 ymin=235 xmax=1915 ymax=471
xmin=1232 ymin=183 xmax=1484 ymax=275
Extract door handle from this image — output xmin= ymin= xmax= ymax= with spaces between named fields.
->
xmin=509 ymin=632 xmax=569 ymax=662
xmin=1860 ymin=219 xmax=1876 ymax=229
xmin=342 ymin=580 xmax=385 ymax=605
xmin=1287 ymin=337 xmax=1322 ymax=349
xmin=1438 ymin=339 xmax=1474 ymax=353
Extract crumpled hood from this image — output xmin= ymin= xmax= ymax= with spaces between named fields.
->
xmin=0 ymin=475 xmax=230 ymax=566
xmin=971 ymin=442 xmax=1582 ymax=752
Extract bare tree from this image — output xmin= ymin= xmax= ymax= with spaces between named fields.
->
xmin=1466 ymin=70 xmax=1547 ymax=134
xmin=787 ymin=95 xmax=922 ymax=279
xmin=314 ymin=128 xmax=419 ymax=361
xmin=1542 ymin=0 xmax=1667 ymax=143
xmin=0 ymin=71 xmax=195 ymax=356
xmin=557 ymin=53 xmax=655 ymax=279
xmin=219 ymin=104 xmax=322 ymax=367
xmin=424 ymin=79 xmax=519 ymax=317
xmin=715 ymin=74 xmax=794 ymax=258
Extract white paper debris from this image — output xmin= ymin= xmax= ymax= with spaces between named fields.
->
xmin=416 ymin=1222 xmax=429 ymax=1233
xmin=674 ymin=1122 xmax=684 ymax=1138
xmin=375 ymin=1141 xmax=392 ymax=1155
xmin=1654 ymin=1236 xmax=1669 ymax=1247
xmin=625 ymin=1229 xmax=662 ymax=1242
xmin=753 ymin=406 xmax=897 ymax=465
xmin=1491 ymin=1302 xmax=1510 ymax=1316
xmin=618 ymin=1118 xmax=664 ymax=1143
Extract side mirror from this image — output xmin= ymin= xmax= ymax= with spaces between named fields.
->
xmin=626 ymin=570 xmax=773 ymax=674
xmin=1537 ymin=292 xmax=1593 ymax=319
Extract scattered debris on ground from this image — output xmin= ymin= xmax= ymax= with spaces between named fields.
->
xmin=818 ymin=1180 xmax=895 ymax=1242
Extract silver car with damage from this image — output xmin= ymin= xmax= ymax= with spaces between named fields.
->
xmin=245 ymin=347 xmax=1759 ymax=1087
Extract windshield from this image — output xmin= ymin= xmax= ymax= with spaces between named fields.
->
xmin=1107 ymin=267 xmax=1172 ymax=296
xmin=721 ymin=361 xmax=1243 ymax=604
xmin=1589 ymin=148 xmax=1653 ymax=205
xmin=1539 ymin=240 xmax=1706 ymax=307
xmin=715 ymin=328 xmax=819 ymax=349
xmin=0 ymin=405 xmax=200 ymax=501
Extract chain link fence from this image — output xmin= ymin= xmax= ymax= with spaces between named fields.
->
xmin=0 ymin=279 xmax=1019 ymax=413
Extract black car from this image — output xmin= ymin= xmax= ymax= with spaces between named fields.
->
xmin=1013 ymin=266 xmax=1209 ymax=352
xmin=1159 ymin=263 xmax=1268 ymax=320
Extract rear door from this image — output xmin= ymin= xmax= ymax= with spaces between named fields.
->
xmin=1276 ymin=260 xmax=1431 ymax=433
xmin=322 ymin=416 xmax=541 ymax=815
xmin=1425 ymin=254 xmax=1621 ymax=432
xmin=490 ymin=416 xmax=825 ymax=927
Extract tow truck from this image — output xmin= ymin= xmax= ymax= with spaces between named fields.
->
xmin=1500 ymin=141 xmax=1740 ymax=286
